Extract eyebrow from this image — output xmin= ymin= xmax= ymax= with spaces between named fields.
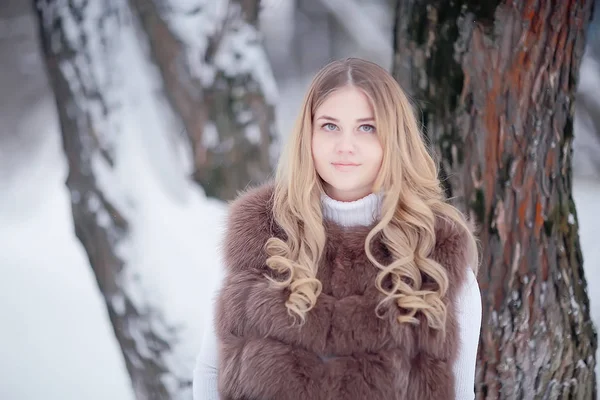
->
xmin=316 ymin=115 xmax=375 ymax=123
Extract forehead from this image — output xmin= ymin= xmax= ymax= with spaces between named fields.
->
xmin=315 ymin=87 xmax=374 ymax=117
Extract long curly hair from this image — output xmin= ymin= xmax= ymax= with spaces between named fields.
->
xmin=264 ymin=58 xmax=478 ymax=331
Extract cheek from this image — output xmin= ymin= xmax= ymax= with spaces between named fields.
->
xmin=311 ymin=133 xmax=324 ymax=168
xmin=366 ymin=140 xmax=384 ymax=168
xmin=311 ymin=133 xmax=328 ymax=162
xmin=375 ymin=147 xmax=384 ymax=167
xmin=310 ymin=133 xmax=319 ymax=161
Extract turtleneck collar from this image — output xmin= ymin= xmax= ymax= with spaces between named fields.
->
xmin=321 ymin=191 xmax=383 ymax=227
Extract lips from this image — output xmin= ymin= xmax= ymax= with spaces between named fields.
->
xmin=332 ymin=162 xmax=360 ymax=171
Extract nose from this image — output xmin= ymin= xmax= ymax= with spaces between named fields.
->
xmin=335 ymin=132 xmax=356 ymax=154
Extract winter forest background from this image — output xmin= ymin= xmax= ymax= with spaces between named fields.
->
xmin=1 ymin=0 xmax=600 ymax=399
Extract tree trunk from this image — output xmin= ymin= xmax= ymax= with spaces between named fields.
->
xmin=129 ymin=0 xmax=278 ymax=200
xmin=393 ymin=1 xmax=597 ymax=399
xmin=34 ymin=2 xmax=182 ymax=398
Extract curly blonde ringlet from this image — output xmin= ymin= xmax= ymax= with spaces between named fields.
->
xmin=264 ymin=58 xmax=479 ymax=331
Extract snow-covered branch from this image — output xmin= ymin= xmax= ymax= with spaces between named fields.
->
xmin=132 ymin=0 xmax=279 ymax=200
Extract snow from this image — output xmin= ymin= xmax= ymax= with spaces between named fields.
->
xmin=245 ymin=124 xmax=262 ymax=144
xmin=84 ymin=8 xmax=228 ymax=397
xmin=574 ymin=48 xmax=600 ymax=180
xmin=0 ymin=107 xmax=136 ymax=400
xmin=201 ymin=121 xmax=219 ymax=149
xmin=164 ymin=0 xmax=279 ymax=104
xmin=573 ymin=176 xmax=600 ymax=377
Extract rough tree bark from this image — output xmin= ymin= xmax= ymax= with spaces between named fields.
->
xmin=129 ymin=0 xmax=278 ymax=200
xmin=34 ymin=2 xmax=183 ymax=398
xmin=394 ymin=1 xmax=596 ymax=399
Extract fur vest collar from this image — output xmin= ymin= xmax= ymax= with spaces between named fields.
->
xmin=215 ymin=183 xmax=470 ymax=400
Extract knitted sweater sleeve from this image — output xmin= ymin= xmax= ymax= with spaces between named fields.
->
xmin=192 ymin=310 xmax=219 ymax=400
xmin=192 ymin=269 xmax=482 ymax=400
xmin=453 ymin=269 xmax=482 ymax=400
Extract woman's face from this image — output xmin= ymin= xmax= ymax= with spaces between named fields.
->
xmin=311 ymin=86 xmax=383 ymax=202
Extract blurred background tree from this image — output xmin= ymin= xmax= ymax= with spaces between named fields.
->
xmin=394 ymin=1 xmax=597 ymax=398
xmin=34 ymin=0 xmax=277 ymax=398
xmin=130 ymin=0 xmax=277 ymax=200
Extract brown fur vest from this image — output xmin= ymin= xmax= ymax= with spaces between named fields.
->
xmin=214 ymin=183 xmax=470 ymax=400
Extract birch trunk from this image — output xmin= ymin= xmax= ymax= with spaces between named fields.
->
xmin=34 ymin=1 xmax=184 ymax=398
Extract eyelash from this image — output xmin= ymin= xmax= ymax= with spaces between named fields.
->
xmin=321 ymin=123 xmax=376 ymax=133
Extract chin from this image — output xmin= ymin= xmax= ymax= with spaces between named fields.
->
xmin=328 ymin=184 xmax=371 ymax=199
xmin=332 ymin=184 xmax=363 ymax=193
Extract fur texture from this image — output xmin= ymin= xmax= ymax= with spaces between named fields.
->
xmin=215 ymin=183 xmax=470 ymax=400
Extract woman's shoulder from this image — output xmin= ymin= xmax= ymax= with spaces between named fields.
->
xmin=227 ymin=181 xmax=275 ymax=225
xmin=221 ymin=181 xmax=277 ymax=273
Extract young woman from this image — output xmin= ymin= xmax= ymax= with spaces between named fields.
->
xmin=193 ymin=58 xmax=481 ymax=400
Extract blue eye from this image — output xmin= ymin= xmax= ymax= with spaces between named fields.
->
xmin=359 ymin=124 xmax=375 ymax=133
xmin=322 ymin=123 xmax=337 ymax=131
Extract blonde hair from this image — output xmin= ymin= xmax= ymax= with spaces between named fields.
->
xmin=265 ymin=58 xmax=478 ymax=331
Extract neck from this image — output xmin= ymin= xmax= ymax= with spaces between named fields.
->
xmin=321 ymin=191 xmax=383 ymax=227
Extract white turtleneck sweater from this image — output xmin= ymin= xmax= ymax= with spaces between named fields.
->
xmin=193 ymin=193 xmax=482 ymax=400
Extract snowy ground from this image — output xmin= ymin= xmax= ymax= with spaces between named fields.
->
xmin=574 ymin=177 xmax=600 ymax=379
xmin=0 ymin=105 xmax=136 ymax=400
xmin=0 ymin=91 xmax=228 ymax=400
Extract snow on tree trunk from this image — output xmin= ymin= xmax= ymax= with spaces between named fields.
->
xmin=394 ymin=1 xmax=597 ymax=398
xmin=34 ymin=1 xmax=186 ymax=398
xmin=574 ymin=43 xmax=600 ymax=180
xmin=130 ymin=0 xmax=278 ymax=200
